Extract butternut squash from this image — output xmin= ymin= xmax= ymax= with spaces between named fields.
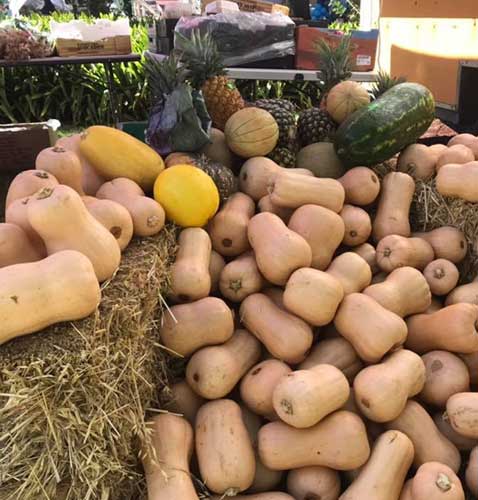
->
xmin=248 ymin=213 xmax=312 ymax=285
xmin=56 ymin=133 xmax=105 ymax=195
xmin=428 ymin=143 xmax=448 ymax=162
xmin=186 ymin=329 xmax=261 ymax=399
xmin=0 ymin=222 xmax=43 ymax=267
xmin=338 ymin=166 xmax=380 ymax=206
xmin=446 ymin=392 xmax=478 ymax=438
xmin=413 ymin=227 xmax=467 ymax=264
xmin=363 ymin=266 xmax=432 ymax=317
xmin=196 ymin=399 xmax=255 ymax=494
xmin=288 ymin=204 xmax=345 ymax=270
xmin=240 ymin=359 xmax=292 ymax=419
xmin=209 ymin=250 xmax=225 ymax=294
xmin=353 ymin=243 xmax=379 ymax=274
xmin=287 ymin=466 xmax=341 ymax=500
xmin=354 ymin=349 xmax=426 ymax=423
xmin=339 ymin=430 xmax=414 ymax=500
xmin=340 ymin=204 xmax=372 ymax=247
xmin=258 ymin=195 xmax=294 ymax=222
xmin=299 ymin=337 xmax=363 ymax=382
xmin=373 ymin=172 xmax=415 ymax=241
xmin=269 ymin=170 xmax=345 ymax=213
xmin=420 ymin=351 xmax=470 ymax=407
xmin=411 ymin=462 xmax=465 ymax=500
xmin=445 ymin=281 xmax=478 ymax=306
xmin=208 ymin=192 xmax=255 ymax=257
xmin=82 ymin=196 xmax=134 ymax=251
xmin=423 ymin=259 xmax=459 ymax=296
xmin=27 ymin=185 xmax=121 ymax=282
xmin=240 ymin=293 xmax=313 ymax=364
xmin=160 ymin=297 xmax=234 ymax=357
xmin=219 ymin=252 xmax=265 ymax=302
xmin=5 ymin=197 xmax=46 ymax=256
xmin=96 ymin=178 xmax=165 ymax=237
xmin=170 ymin=228 xmax=211 ymax=302
xmin=0 ymin=250 xmax=100 ymax=345
xmin=36 ymin=145 xmax=84 ymax=194
xmin=326 ymin=252 xmax=372 ymax=294
xmin=433 ymin=412 xmax=476 ymax=451
xmin=459 ymin=352 xmax=478 ymax=385
xmin=272 ymin=364 xmax=350 ymax=428
xmin=166 ymin=380 xmax=204 ymax=425
xmin=398 ymin=143 xmax=436 ymax=180
xmin=385 ymin=400 xmax=461 ymax=471
xmin=436 ymin=162 xmax=478 ymax=201
xmin=436 ymin=144 xmax=475 ymax=170
xmin=466 ymin=447 xmax=478 ymax=497
xmin=239 ymin=157 xmax=282 ymax=201
xmin=449 ymin=133 xmax=478 ymax=157
xmin=258 ymin=410 xmax=370 ymax=471
xmin=406 ymin=304 xmax=478 ymax=354
xmin=376 ymin=235 xmax=434 ymax=273
xmin=5 ymin=169 xmax=58 ymax=208
xmin=210 ymin=494 xmax=294 ymax=500
xmin=334 ymin=293 xmax=408 ymax=363
xmin=283 ymin=268 xmax=344 ymax=326
xmin=142 ymin=414 xmax=198 ymax=500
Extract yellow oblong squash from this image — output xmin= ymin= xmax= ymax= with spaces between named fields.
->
xmin=80 ymin=126 xmax=165 ymax=191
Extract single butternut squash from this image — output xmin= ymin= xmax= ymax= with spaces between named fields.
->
xmin=338 ymin=166 xmax=380 ymax=206
xmin=436 ymin=162 xmax=478 ymax=201
xmin=0 ymin=250 xmax=100 ymax=345
xmin=433 ymin=412 xmax=477 ymax=451
xmin=376 ymin=235 xmax=434 ymax=273
xmin=272 ymin=364 xmax=350 ymax=428
xmin=258 ymin=195 xmax=293 ymax=222
xmin=27 ymin=185 xmax=121 ymax=282
xmin=82 ymin=196 xmax=134 ymax=251
xmin=36 ymin=145 xmax=84 ymax=194
xmin=373 ymin=172 xmax=415 ymax=241
xmin=240 ymin=293 xmax=313 ymax=364
xmin=248 ymin=213 xmax=312 ymax=285
xmin=258 ymin=410 xmax=370 ymax=471
xmin=411 ymin=462 xmax=465 ymax=500
xmin=239 ymin=157 xmax=282 ymax=201
xmin=423 ymin=259 xmax=459 ymax=296
xmin=208 ymin=192 xmax=255 ymax=257
xmin=96 ymin=178 xmax=165 ymax=237
xmin=270 ymin=170 xmax=345 ymax=213
xmin=420 ymin=351 xmax=470 ymax=407
xmin=445 ymin=281 xmax=478 ymax=306
xmin=219 ymin=251 xmax=265 ymax=302
xmin=186 ymin=329 xmax=261 ymax=399
xmin=142 ymin=414 xmax=198 ymax=500
xmin=288 ymin=204 xmax=345 ymax=270
xmin=413 ymin=227 xmax=467 ymax=264
xmin=326 ymin=253 xmax=372 ymax=294
xmin=436 ymin=144 xmax=475 ymax=170
xmin=385 ymin=400 xmax=461 ymax=471
xmin=363 ymin=266 xmax=432 ymax=317
xmin=0 ymin=222 xmax=43 ymax=267
xmin=170 ymin=228 xmax=211 ymax=302
xmin=406 ymin=304 xmax=478 ymax=354
xmin=354 ymin=349 xmax=426 ymax=422
xmin=287 ymin=466 xmax=341 ymax=500
xmin=196 ymin=399 xmax=255 ymax=494
xmin=449 ymin=133 xmax=478 ymax=157
xmin=339 ymin=430 xmax=414 ymax=500
xmin=283 ymin=268 xmax=344 ymax=326
xmin=466 ymin=447 xmax=478 ymax=497
xmin=240 ymin=359 xmax=292 ymax=419
xmin=428 ymin=143 xmax=448 ymax=162
xmin=341 ymin=204 xmax=372 ymax=247
xmin=160 ymin=297 xmax=234 ymax=357
xmin=334 ymin=293 xmax=408 ymax=363
xmin=353 ymin=243 xmax=379 ymax=274
xmin=166 ymin=380 xmax=205 ymax=425
xmin=5 ymin=169 xmax=58 ymax=208
xmin=447 ymin=392 xmax=478 ymax=438
xmin=209 ymin=250 xmax=225 ymax=294
xmin=398 ymin=143 xmax=436 ymax=180
xmin=299 ymin=337 xmax=363 ymax=382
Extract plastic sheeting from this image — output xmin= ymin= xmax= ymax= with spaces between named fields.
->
xmin=9 ymin=0 xmax=71 ymax=16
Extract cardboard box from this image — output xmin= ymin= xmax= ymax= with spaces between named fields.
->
xmin=233 ymin=0 xmax=290 ymax=16
xmin=55 ymin=35 xmax=132 ymax=57
xmin=295 ymin=27 xmax=379 ymax=71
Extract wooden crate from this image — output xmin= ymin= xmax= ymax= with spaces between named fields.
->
xmin=55 ymin=35 xmax=132 ymax=57
xmin=233 ymin=0 xmax=290 ymax=15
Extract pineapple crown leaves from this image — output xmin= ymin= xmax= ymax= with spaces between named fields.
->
xmin=175 ymin=29 xmax=228 ymax=89
xmin=315 ymin=35 xmax=353 ymax=95
xmin=144 ymin=52 xmax=189 ymax=101
xmin=372 ymin=70 xmax=407 ymax=100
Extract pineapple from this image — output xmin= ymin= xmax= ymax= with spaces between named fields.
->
xmin=255 ymin=99 xmax=298 ymax=149
xmin=176 ymin=30 xmax=244 ymax=131
xmin=298 ymin=108 xmax=336 ymax=147
xmin=268 ymin=147 xmax=297 ymax=169
xmin=372 ymin=71 xmax=407 ymax=99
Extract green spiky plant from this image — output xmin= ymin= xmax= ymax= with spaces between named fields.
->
xmin=372 ymin=70 xmax=407 ymax=99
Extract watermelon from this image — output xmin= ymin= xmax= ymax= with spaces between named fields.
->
xmin=334 ymin=83 xmax=435 ymax=167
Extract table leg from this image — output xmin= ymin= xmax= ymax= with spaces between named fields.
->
xmin=103 ymin=61 xmax=119 ymax=125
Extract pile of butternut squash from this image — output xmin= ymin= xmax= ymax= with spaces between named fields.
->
xmin=0 ymin=131 xmax=167 ymax=345
xmin=149 ymin=136 xmax=478 ymax=500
